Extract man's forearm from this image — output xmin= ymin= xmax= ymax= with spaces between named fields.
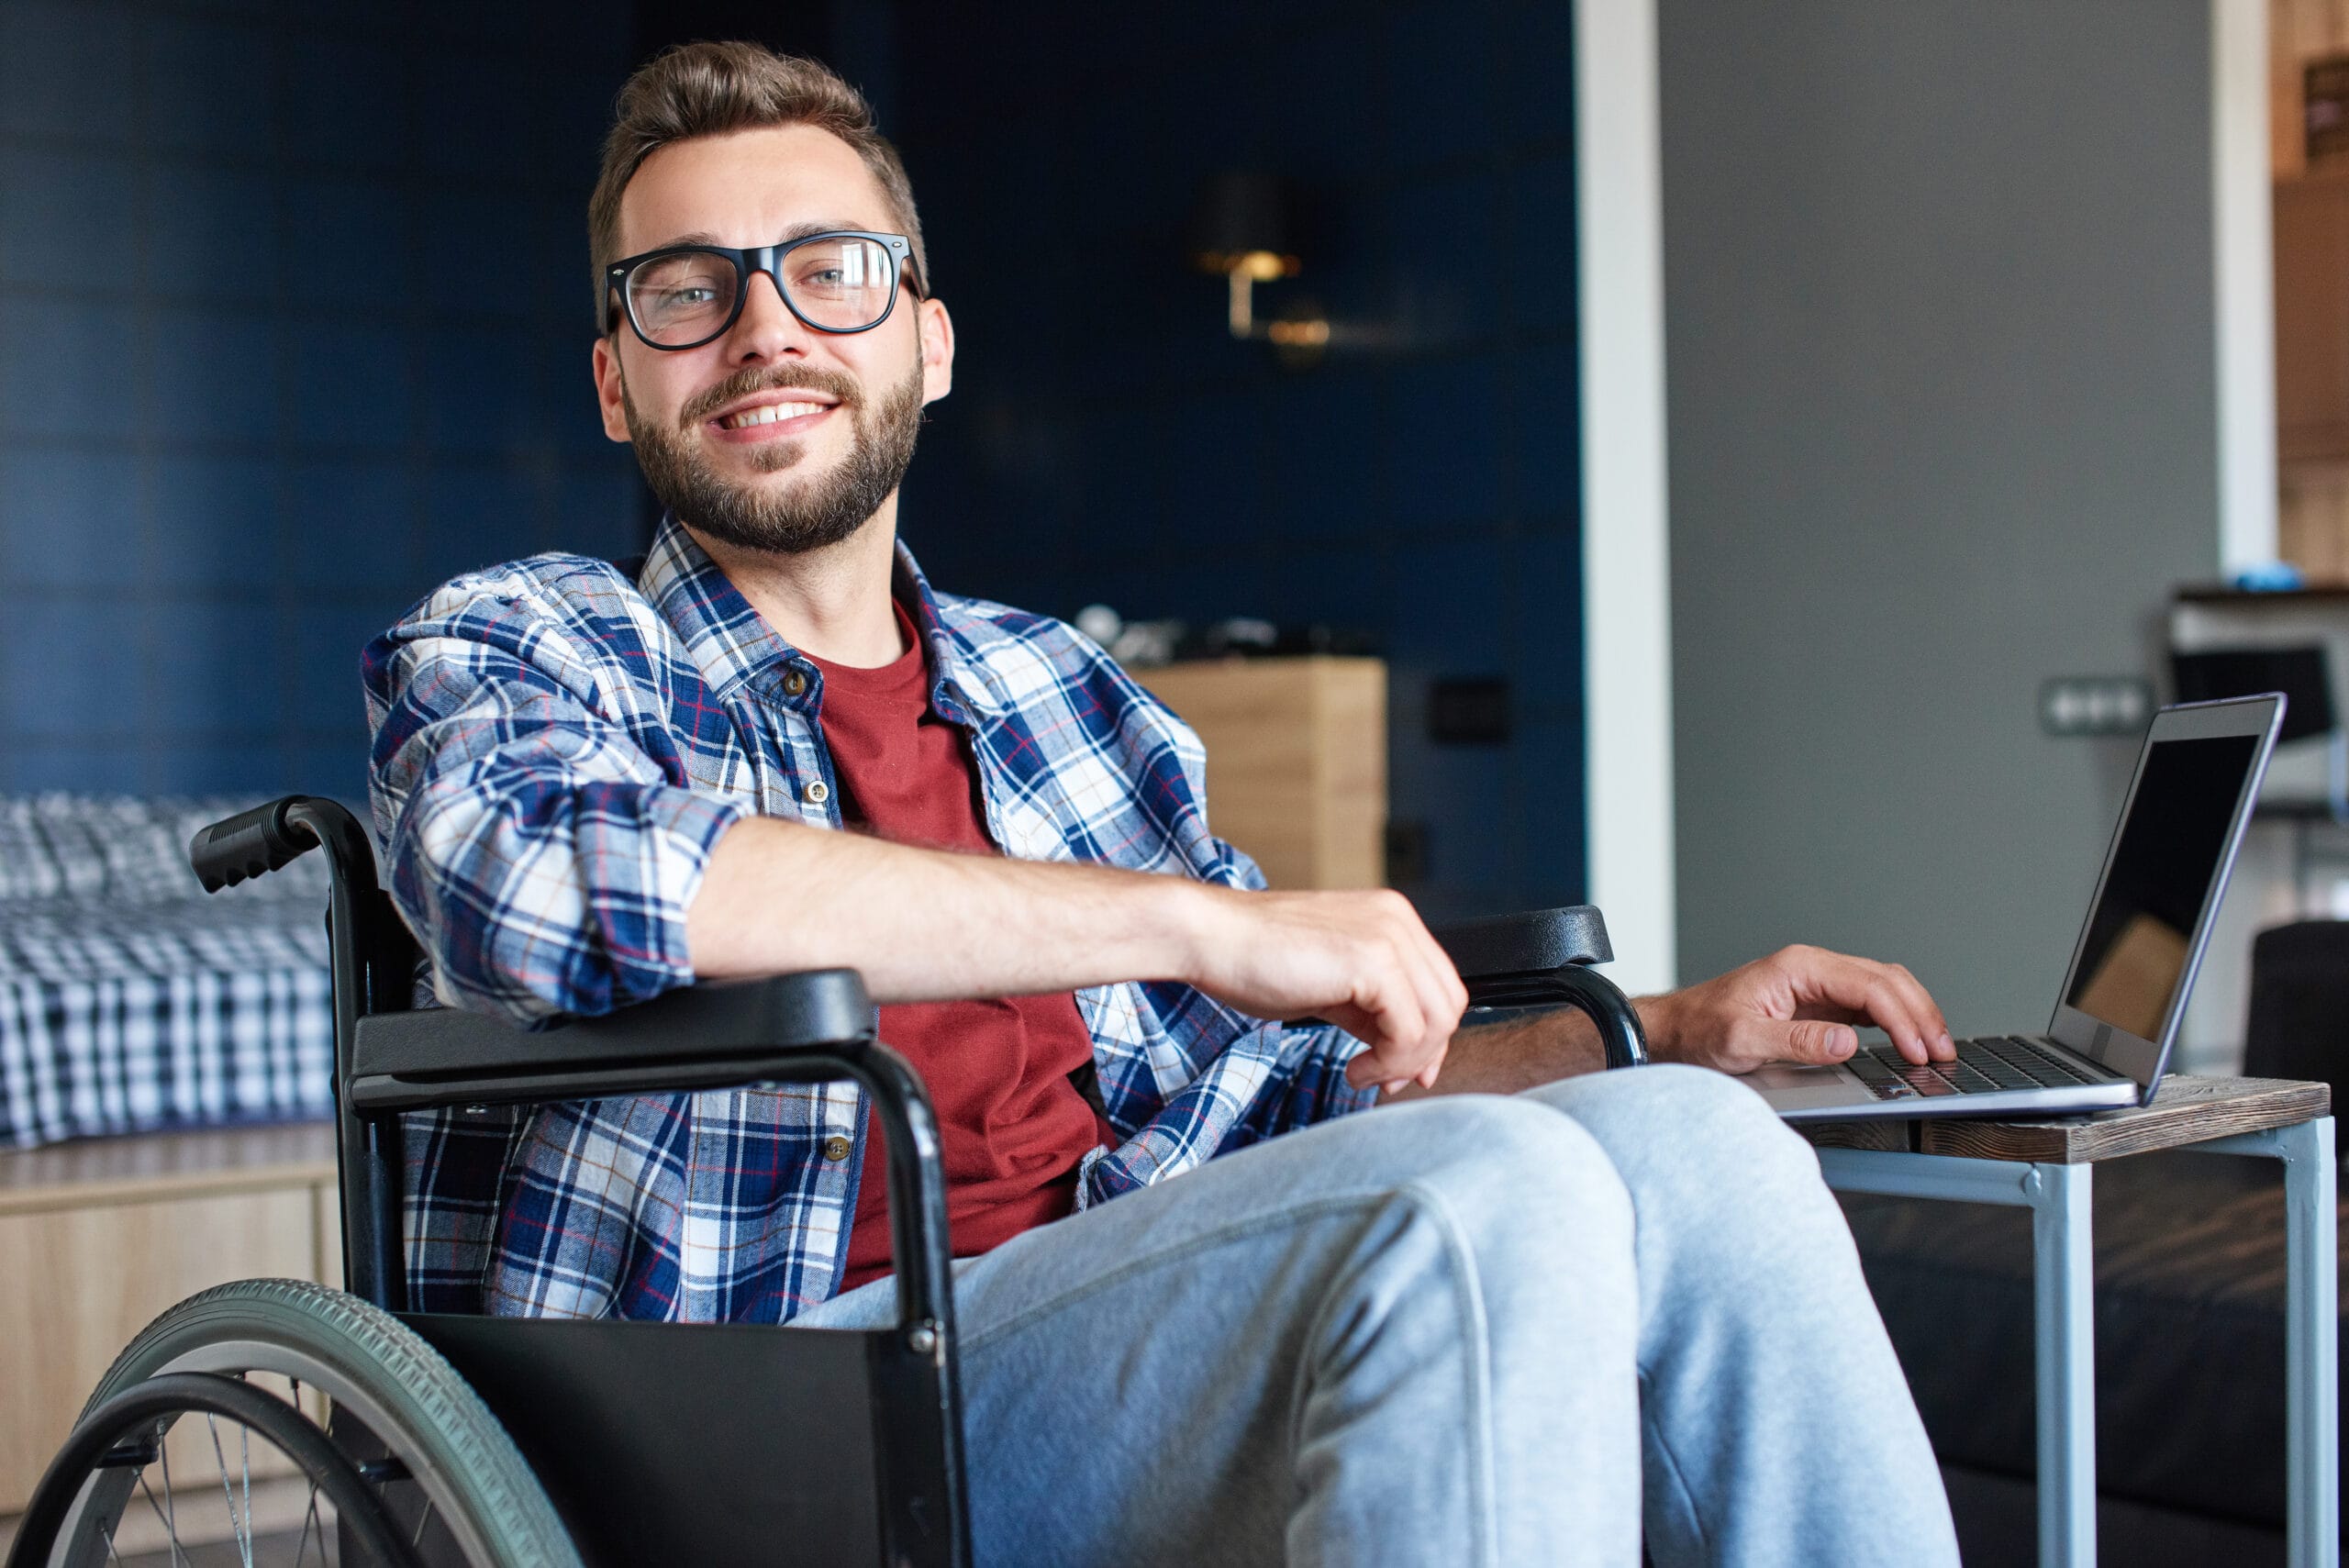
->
xmin=685 ymin=815 xmax=1212 ymax=1002
xmin=1401 ymin=937 xmax=1965 ymax=1089
xmin=1392 ymin=1006 xmax=1606 ymax=1099
xmin=687 ymin=814 xmax=1474 ymax=1088
xmin=1394 ymin=995 xmax=1683 ymax=1100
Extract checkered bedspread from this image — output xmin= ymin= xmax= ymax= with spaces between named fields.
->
xmin=0 ymin=796 xmax=338 ymax=1150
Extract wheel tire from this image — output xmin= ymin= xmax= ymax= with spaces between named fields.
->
xmin=76 ymin=1278 xmax=581 ymax=1568
xmin=13 ymin=1371 xmax=419 ymax=1568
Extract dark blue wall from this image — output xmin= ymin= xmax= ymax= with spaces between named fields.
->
xmin=0 ymin=0 xmax=642 ymax=802
xmin=885 ymin=2 xmax=1584 ymax=917
xmin=0 ymin=1 xmax=1584 ymax=918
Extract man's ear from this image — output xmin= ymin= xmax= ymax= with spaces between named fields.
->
xmin=917 ymin=295 xmax=955 ymax=406
xmin=591 ymin=335 xmax=632 ymax=443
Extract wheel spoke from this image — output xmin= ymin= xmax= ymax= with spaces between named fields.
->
xmin=204 ymin=1413 xmax=256 ymax=1567
xmin=154 ymin=1424 xmax=191 ymax=1568
xmin=293 ymin=1482 xmax=322 ymax=1568
xmin=135 ymin=1466 xmax=184 ymax=1568
xmin=412 ymin=1494 xmax=438 ymax=1550
xmin=239 ymin=1421 xmax=253 ymax=1562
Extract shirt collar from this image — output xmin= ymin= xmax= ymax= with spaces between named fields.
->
xmin=638 ymin=513 xmax=1007 ymax=720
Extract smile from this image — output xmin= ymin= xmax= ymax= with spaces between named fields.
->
xmin=717 ymin=401 xmax=833 ymax=430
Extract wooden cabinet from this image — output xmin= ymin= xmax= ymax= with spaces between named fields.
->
xmin=2274 ymin=3 xmax=2349 ymax=575
xmin=0 ymin=1124 xmax=338 ymax=1517
xmin=2274 ymin=0 xmax=2349 ymax=181
xmin=1132 ymin=656 xmax=1386 ymax=890
xmin=2282 ymin=461 xmax=2349 ymax=581
xmin=2277 ymin=172 xmax=2349 ymax=463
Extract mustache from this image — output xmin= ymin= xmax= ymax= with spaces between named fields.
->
xmin=680 ymin=365 xmax=864 ymax=428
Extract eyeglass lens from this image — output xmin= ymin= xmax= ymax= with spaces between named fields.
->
xmin=627 ymin=236 xmax=897 ymax=345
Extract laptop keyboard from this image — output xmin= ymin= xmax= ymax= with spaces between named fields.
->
xmin=1843 ymin=1036 xmax=2114 ymax=1101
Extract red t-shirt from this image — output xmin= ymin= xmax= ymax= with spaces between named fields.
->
xmin=809 ymin=600 xmax=1111 ymax=1292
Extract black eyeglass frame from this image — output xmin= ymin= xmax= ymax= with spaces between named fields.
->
xmin=604 ymin=230 xmax=921 ymax=350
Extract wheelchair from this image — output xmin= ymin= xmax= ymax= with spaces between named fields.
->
xmin=6 ymin=795 xmax=1648 ymax=1567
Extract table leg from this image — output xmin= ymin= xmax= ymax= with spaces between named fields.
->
xmin=2030 ymin=1161 xmax=2096 ymax=1568
xmin=2282 ymin=1116 xmax=2339 ymax=1568
xmin=2191 ymin=1116 xmax=2340 ymax=1568
xmin=1814 ymin=1148 xmax=2099 ymax=1567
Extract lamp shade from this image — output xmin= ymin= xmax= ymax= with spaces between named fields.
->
xmin=1188 ymin=171 xmax=1303 ymax=272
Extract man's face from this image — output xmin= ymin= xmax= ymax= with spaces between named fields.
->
xmin=591 ymin=124 xmax=954 ymax=555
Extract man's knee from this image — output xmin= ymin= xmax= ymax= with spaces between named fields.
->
xmin=1333 ymin=1096 xmax=1638 ymax=1364
xmin=1531 ymin=1062 xmax=1833 ymax=1232
xmin=1364 ymin=1095 xmax=1636 ymax=1277
xmin=1381 ymin=1093 xmax=1627 ymax=1200
xmin=1647 ymin=1061 xmax=1813 ymax=1160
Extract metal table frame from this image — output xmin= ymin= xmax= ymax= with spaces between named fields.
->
xmin=1818 ymin=1116 xmax=2339 ymax=1568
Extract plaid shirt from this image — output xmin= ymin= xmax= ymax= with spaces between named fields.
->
xmin=363 ymin=516 xmax=1375 ymax=1322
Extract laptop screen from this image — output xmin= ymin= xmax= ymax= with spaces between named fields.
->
xmin=2062 ymin=733 xmax=2261 ymax=1041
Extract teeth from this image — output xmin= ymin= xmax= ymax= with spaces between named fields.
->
xmin=719 ymin=401 xmax=828 ymax=429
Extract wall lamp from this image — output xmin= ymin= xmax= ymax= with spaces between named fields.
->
xmin=1188 ymin=172 xmax=1330 ymax=367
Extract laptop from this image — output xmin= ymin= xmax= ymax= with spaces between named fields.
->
xmin=1754 ymin=694 xmax=2285 ymax=1123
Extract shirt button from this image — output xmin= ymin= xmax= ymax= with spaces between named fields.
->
xmin=804 ymin=780 xmax=830 ymax=806
xmin=822 ymin=1135 xmax=852 ymax=1162
xmin=781 ymin=668 xmax=807 ymax=697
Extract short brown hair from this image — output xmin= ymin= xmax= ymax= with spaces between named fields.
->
xmin=588 ymin=41 xmax=928 ymax=328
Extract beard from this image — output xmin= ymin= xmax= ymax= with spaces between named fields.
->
xmin=623 ymin=355 xmax=927 ymax=556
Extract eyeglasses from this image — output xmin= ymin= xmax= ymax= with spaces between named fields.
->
xmin=605 ymin=230 xmax=920 ymax=350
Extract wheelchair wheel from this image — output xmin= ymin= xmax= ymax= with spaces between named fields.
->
xmin=9 ymin=1278 xmax=581 ymax=1568
xmin=11 ymin=1369 xmax=419 ymax=1566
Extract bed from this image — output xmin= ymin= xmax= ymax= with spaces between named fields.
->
xmin=0 ymin=795 xmax=336 ymax=1151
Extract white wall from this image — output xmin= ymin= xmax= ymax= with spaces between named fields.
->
xmin=2179 ymin=0 xmax=2283 ymax=1065
xmin=1575 ymin=0 xmax=1678 ymax=995
xmin=2212 ymin=0 xmax=2278 ymax=575
xmin=1660 ymin=1 xmax=2230 ymax=1035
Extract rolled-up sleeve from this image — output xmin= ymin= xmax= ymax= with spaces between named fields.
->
xmin=363 ymin=575 xmax=746 ymax=1023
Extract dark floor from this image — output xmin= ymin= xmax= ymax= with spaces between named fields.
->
xmin=1942 ymin=1464 xmax=2285 ymax=1567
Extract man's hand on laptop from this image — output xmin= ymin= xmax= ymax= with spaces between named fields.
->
xmin=1639 ymin=946 xmax=1955 ymax=1074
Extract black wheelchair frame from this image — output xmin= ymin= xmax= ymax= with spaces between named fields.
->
xmin=12 ymin=793 xmax=1647 ymax=1568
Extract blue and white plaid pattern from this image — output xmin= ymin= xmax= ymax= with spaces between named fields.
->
xmin=0 ymin=796 xmax=336 ymax=1150
xmin=365 ymin=517 xmax=1375 ymax=1323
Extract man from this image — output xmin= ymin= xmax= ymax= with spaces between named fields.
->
xmin=365 ymin=41 xmax=1961 ymax=1567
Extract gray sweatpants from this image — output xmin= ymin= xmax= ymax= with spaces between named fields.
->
xmin=799 ymin=1062 xmax=1960 ymax=1566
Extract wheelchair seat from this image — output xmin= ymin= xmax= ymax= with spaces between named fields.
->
xmin=6 ymin=795 xmax=1645 ymax=1568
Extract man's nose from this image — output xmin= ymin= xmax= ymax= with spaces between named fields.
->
xmin=725 ymin=268 xmax=816 ymax=361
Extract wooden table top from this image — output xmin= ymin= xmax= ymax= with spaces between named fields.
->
xmin=0 ymin=1122 xmax=337 ymax=1216
xmin=1798 ymin=1074 xmax=2332 ymax=1164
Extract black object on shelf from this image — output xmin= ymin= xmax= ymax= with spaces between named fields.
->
xmin=1428 ymin=677 xmax=1511 ymax=745
xmin=2308 ymin=53 xmax=2349 ymax=162
xmin=2169 ymin=646 xmax=2334 ymax=745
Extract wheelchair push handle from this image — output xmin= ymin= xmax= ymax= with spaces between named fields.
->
xmin=190 ymin=795 xmax=321 ymax=891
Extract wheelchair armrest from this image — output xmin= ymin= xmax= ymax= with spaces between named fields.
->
xmin=1433 ymin=905 xmax=1613 ymax=977
xmin=346 ymin=969 xmax=877 ymax=1111
xmin=348 ymin=970 xmax=957 ymax=1340
xmin=1429 ymin=906 xmax=1651 ymax=1071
